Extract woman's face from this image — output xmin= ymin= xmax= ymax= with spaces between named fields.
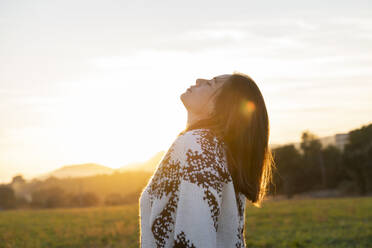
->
xmin=180 ymin=74 xmax=231 ymax=116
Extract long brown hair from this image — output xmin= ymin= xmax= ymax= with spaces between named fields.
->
xmin=179 ymin=72 xmax=276 ymax=207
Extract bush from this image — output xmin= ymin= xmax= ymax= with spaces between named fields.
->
xmin=68 ymin=192 xmax=100 ymax=207
xmin=31 ymin=186 xmax=67 ymax=208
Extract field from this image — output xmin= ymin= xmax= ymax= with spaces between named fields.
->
xmin=0 ymin=197 xmax=371 ymax=248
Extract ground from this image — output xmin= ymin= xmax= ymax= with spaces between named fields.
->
xmin=0 ymin=196 xmax=371 ymax=248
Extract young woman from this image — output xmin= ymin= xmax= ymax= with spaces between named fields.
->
xmin=139 ymin=72 xmax=275 ymax=248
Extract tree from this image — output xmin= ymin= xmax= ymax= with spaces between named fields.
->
xmin=322 ymin=145 xmax=344 ymax=188
xmin=342 ymin=123 xmax=372 ymax=194
xmin=11 ymin=175 xmax=26 ymax=185
xmin=0 ymin=185 xmax=16 ymax=209
xmin=300 ymin=131 xmax=326 ymax=190
xmin=271 ymin=144 xmax=303 ymax=198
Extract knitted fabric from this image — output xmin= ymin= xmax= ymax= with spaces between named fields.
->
xmin=139 ymin=128 xmax=246 ymax=248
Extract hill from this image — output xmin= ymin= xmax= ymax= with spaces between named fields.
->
xmin=33 ymin=150 xmax=166 ymax=181
xmin=36 ymin=163 xmax=115 ymax=180
xmin=118 ymin=151 xmax=165 ymax=173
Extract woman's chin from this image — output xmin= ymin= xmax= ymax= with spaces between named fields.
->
xmin=180 ymin=90 xmax=189 ymax=97
xmin=180 ymin=91 xmax=190 ymax=103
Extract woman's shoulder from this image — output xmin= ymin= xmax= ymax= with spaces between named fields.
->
xmin=176 ymin=128 xmax=233 ymax=188
xmin=171 ymin=128 xmax=229 ymax=172
xmin=172 ymin=128 xmax=223 ymax=155
xmin=176 ymin=128 xmax=222 ymax=145
xmin=177 ymin=127 xmax=209 ymax=138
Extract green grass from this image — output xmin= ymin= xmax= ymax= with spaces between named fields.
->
xmin=245 ymin=197 xmax=372 ymax=248
xmin=0 ymin=197 xmax=371 ymax=248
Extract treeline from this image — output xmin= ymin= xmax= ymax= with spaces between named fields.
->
xmin=270 ymin=123 xmax=372 ymax=198
xmin=0 ymin=123 xmax=371 ymax=210
xmin=0 ymin=171 xmax=152 ymax=210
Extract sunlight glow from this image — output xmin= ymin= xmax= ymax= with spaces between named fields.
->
xmin=1 ymin=2 xmax=371 ymax=183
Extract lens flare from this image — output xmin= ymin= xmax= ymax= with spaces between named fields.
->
xmin=241 ymin=100 xmax=255 ymax=120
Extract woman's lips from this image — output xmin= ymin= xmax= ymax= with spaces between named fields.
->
xmin=188 ymin=86 xmax=196 ymax=91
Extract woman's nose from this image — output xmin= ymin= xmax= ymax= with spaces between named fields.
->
xmin=195 ymin=79 xmax=205 ymax=86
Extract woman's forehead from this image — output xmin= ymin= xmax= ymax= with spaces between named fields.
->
xmin=215 ymin=74 xmax=231 ymax=82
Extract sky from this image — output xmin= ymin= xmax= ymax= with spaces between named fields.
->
xmin=1 ymin=0 xmax=371 ymax=183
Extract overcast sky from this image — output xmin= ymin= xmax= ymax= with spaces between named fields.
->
xmin=1 ymin=0 xmax=371 ymax=183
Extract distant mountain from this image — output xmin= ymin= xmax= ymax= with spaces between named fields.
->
xmin=119 ymin=151 xmax=166 ymax=173
xmin=33 ymin=151 xmax=167 ymax=181
xmin=36 ymin=163 xmax=115 ymax=180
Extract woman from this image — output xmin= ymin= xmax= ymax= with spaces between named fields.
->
xmin=139 ymin=72 xmax=275 ymax=248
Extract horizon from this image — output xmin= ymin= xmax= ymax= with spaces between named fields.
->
xmin=1 ymin=125 xmax=358 ymax=184
xmin=1 ymin=0 xmax=371 ymax=183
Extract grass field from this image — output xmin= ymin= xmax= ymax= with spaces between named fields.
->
xmin=0 ymin=196 xmax=371 ymax=248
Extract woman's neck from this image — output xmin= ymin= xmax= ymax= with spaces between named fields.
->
xmin=186 ymin=112 xmax=208 ymax=129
